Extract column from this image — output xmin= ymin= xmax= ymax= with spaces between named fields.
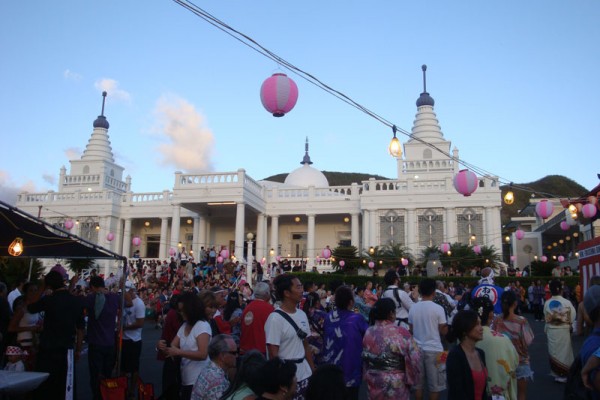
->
xmin=445 ymin=208 xmax=456 ymax=243
xmin=159 ymin=217 xmax=169 ymax=260
xmin=99 ymin=216 xmax=110 ymax=276
xmin=170 ymin=205 xmax=181 ymax=250
xmin=246 ymin=237 xmax=254 ymax=287
xmin=116 ymin=218 xmax=124 ymax=256
xmin=485 ymin=207 xmax=494 ymax=247
xmin=351 ymin=212 xmax=360 ymax=248
xmin=307 ymin=213 xmax=315 ymax=267
xmin=123 ymin=218 xmax=132 ymax=258
xmin=256 ymin=213 xmax=265 ymax=263
xmin=270 ymin=215 xmax=279 ymax=263
xmin=198 ymin=213 xmax=207 ymax=250
xmin=406 ymin=209 xmax=416 ymax=252
xmin=235 ymin=203 xmax=245 ymax=260
xmin=369 ymin=210 xmax=378 ymax=248
xmin=362 ymin=210 xmax=370 ymax=250
xmin=193 ymin=216 xmax=200 ymax=258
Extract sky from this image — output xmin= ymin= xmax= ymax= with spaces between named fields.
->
xmin=1 ymin=1 xmax=599 ymax=205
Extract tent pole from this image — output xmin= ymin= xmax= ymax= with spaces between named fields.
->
xmin=116 ymin=257 xmax=127 ymax=377
xmin=27 ymin=258 xmax=33 ymax=281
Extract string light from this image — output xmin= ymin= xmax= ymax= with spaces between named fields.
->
xmin=8 ymin=237 xmax=23 ymax=256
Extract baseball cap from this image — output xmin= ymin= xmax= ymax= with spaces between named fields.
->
xmin=584 ymin=285 xmax=600 ymax=316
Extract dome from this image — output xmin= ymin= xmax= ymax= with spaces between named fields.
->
xmin=93 ymin=115 xmax=110 ymax=129
xmin=416 ymin=92 xmax=435 ymax=107
xmin=284 ymin=164 xmax=329 ymax=187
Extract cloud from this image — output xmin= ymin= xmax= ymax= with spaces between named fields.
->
xmin=42 ymin=174 xmax=56 ymax=185
xmin=0 ymin=170 xmax=39 ymax=206
xmin=153 ymin=95 xmax=215 ymax=172
xmin=63 ymin=69 xmax=82 ymax=82
xmin=94 ymin=78 xmax=131 ymax=103
xmin=64 ymin=147 xmax=82 ymax=160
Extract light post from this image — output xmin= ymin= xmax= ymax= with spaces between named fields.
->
xmin=246 ymin=233 xmax=254 ymax=287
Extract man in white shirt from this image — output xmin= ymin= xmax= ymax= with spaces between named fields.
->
xmin=382 ymin=269 xmax=414 ymax=329
xmin=265 ymin=274 xmax=315 ymax=400
xmin=8 ymin=277 xmax=26 ymax=312
xmin=122 ymin=281 xmax=145 ymax=398
xmin=409 ymin=278 xmax=448 ymax=400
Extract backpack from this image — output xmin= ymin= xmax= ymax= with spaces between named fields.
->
xmin=564 ymin=354 xmax=592 ymax=400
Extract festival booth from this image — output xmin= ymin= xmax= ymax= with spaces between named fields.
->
xmin=579 ymin=236 xmax=600 ymax=297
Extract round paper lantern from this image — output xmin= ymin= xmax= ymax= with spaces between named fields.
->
xmin=132 ymin=236 xmax=141 ymax=246
xmin=368 ymin=261 xmax=375 ymax=269
xmin=439 ymin=243 xmax=451 ymax=253
xmin=217 ymin=256 xmax=223 ymax=263
xmin=106 ymin=232 xmax=115 ymax=242
xmin=515 ymin=229 xmax=525 ymax=240
xmin=401 ymin=258 xmax=409 ymax=266
xmin=560 ymin=221 xmax=570 ymax=231
xmin=582 ymin=203 xmax=597 ymax=219
xmin=276 ymin=255 xmax=281 ymax=262
xmin=541 ymin=255 xmax=548 ymax=262
xmin=321 ymin=247 xmax=332 ymax=259
xmin=261 ymin=258 xmax=266 ymax=266
xmin=260 ymin=73 xmax=298 ymax=117
xmin=510 ymin=255 xmax=516 ymax=262
xmin=339 ymin=260 xmax=345 ymax=268
xmin=535 ymin=200 xmax=554 ymax=219
xmin=64 ymin=219 xmax=74 ymax=230
xmin=169 ymin=247 xmax=176 ymax=256
xmin=220 ymin=249 xmax=229 ymax=259
xmin=453 ymin=169 xmax=478 ymax=197
xmin=558 ymin=255 xmax=565 ymax=262
xmin=473 ymin=245 xmax=481 ymax=255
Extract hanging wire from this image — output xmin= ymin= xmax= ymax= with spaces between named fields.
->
xmin=171 ymin=0 xmax=583 ymax=200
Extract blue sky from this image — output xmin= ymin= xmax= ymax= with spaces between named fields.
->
xmin=1 ymin=1 xmax=599 ymax=204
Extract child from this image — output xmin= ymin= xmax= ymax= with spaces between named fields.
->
xmin=4 ymin=346 xmax=26 ymax=372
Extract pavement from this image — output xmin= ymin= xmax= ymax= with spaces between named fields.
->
xmin=75 ymin=313 xmax=585 ymax=399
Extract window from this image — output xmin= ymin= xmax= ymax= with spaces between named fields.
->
xmin=380 ymin=210 xmax=405 ymax=246
xmin=418 ymin=209 xmax=443 ymax=247
xmin=83 ymin=165 xmax=90 ymax=174
xmin=457 ymin=208 xmax=483 ymax=245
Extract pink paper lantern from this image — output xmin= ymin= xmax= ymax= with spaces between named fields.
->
xmin=560 ymin=221 xmax=570 ymax=231
xmin=220 ymin=249 xmax=229 ymax=259
xmin=453 ymin=169 xmax=478 ymax=197
xmin=339 ymin=260 xmax=345 ymax=267
xmin=64 ymin=219 xmax=74 ymax=230
xmin=558 ymin=255 xmax=565 ymax=262
xmin=217 ymin=256 xmax=224 ymax=263
xmin=510 ymin=255 xmax=516 ymax=262
xmin=541 ymin=255 xmax=548 ymax=262
xmin=401 ymin=258 xmax=409 ymax=266
xmin=261 ymin=258 xmax=266 ymax=266
xmin=276 ymin=255 xmax=281 ymax=262
xmin=106 ymin=232 xmax=115 ymax=242
xmin=169 ymin=247 xmax=176 ymax=257
xmin=321 ymin=247 xmax=332 ymax=259
xmin=439 ymin=243 xmax=451 ymax=253
xmin=535 ymin=200 xmax=554 ymax=219
xmin=582 ymin=203 xmax=597 ymax=219
xmin=515 ymin=230 xmax=525 ymax=240
xmin=260 ymin=73 xmax=298 ymax=117
xmin=132 ymin=236 xmax=141 ymax=246
xmin=473 ymin=245 xmax=481 ymax=255
xmin=368 ymin=261 xmax=375 ymax=269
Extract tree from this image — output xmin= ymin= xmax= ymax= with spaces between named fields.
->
xmin=0 ymin=257 xmax=45 ymax=287
xmin=331 ymin=246 xmax=360 ymax=273
xmin=65 ymin=258 xmax=96 ymax=275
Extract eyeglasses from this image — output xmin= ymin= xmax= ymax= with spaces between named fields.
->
xmin=226 ymin=351 xmax=238 ymax=355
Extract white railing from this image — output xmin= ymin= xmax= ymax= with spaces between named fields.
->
xmin=128 ymin=192 xmax=172 ymax=203
xmin=63 ymin=174 xmax=100 ymax=186
xmin=17 ymin=190 xmax=119 ymax=203
xmin=177 ymin=172 xmax=240 ymax=187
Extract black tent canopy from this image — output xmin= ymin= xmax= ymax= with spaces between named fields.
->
xmin=0 ymin=200 xmax=125 ymax=261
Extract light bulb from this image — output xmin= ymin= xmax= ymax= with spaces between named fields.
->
xmin=8 ymin=237 xmax=23 ymax=256
xmin=504 ymin=191 xmax=514 ymax=205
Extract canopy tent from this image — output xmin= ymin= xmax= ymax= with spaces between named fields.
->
xmin=0 ymin=200 xmax=125 ymax=261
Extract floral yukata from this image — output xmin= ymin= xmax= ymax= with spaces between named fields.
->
xmin=362 ymin=319 xmax=421 ymax=400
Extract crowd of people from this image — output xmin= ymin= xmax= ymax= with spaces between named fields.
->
xmin=0 ymin=255 xmax=599 ymax=400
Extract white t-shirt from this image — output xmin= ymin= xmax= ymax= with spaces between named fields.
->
xmin=178 ymin=320 xmax=211 ymax=386
xmin=382 ymin=285 xmax=414 ymax=320
xmin=123 ymin=296 xmax=145 ymax=342
xmin=265 ymin=307 xmax=312 ymax=382
xmin=408 ymin=300 xmax=446 ymax=352
xmin=8 ymin=288 xmax=21 ymax=311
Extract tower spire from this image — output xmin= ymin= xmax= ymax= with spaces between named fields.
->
xmin=100 ymin=91 xmax=107 ymax=116
xmin=422 ymin=64 xmax=427 ymax=93
xmin=301 ymin=137 xmax=313 ymax=165
xmin=416 ymin=64 xmax=435 ymax=107
xmin=93 ymin=91 xmax=110 ymax=129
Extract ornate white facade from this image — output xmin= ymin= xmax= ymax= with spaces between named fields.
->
xmin=16 ymin=83 xmax=503 ymax=275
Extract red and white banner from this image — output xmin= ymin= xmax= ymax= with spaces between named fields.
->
xmin=578 ymin=236 xmax=600 ymax=297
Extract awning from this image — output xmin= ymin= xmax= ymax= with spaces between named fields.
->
xmin=0 ymin=200 xmax=125 ymax=260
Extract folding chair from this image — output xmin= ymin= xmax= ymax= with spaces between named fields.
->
xmin=100 ymin=376 xmax=128 ymax=400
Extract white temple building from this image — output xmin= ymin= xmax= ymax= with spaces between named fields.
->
xmin=16 ymin=69 xmax=503 ymax=275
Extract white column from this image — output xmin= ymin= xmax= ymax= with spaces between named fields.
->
xmin=246 ymin=237 xmax=254 ymax=287
xmin=351 ymin=212 xmax=360 ymax=248
xmin=406 ymin=209 xmax=416 ymax=252
xmin=485 ymin=207 xmax=494 ymax=246
xmin=362 ymin=211 xmax=370 ymax=250
xmin=123 ymin=218 xmax=132 ymax=258
xmin=256 ymin=213 xmax=265 ymax=263
xmin=171 ymin=205 xmax=181 ymax=250
xmin=98 ymin=216 xmax=110 ymax=276
xmin=235 ymin=203 xmax=245 ymax=260
xmin=492 ymin=206 xmax=503 ymax=252
xmin=193 ymin=216 xmax=200 ymax=258
xmin=270 ymin=215 xmax=279 ymax=263
xmin=369 ymin=210 xmax=378 ymax=247
xmin=198 ymin=213 xmax=207 ymax=249
xmin=445 ymin=208 xmax=456 ymax=243
xmin=307 ymin=213 xmax=315 ymax=267
xmin=116 ymin=219 xmax=124 ymax=255
xmin=159 ymin=217 xmax=169 ymax=260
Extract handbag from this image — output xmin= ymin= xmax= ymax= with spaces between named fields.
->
xmin=274 ymin=310 xmax=308 ymax=340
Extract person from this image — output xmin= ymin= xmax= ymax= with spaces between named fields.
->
xmin=191 ymin=334 xmax=238 ymax=400
xmin=302 ymin=292 xmax=326 ymax=366
xmin=221 ymin=350 xmax=266 ymax=400
xmin=322 ymin=286 xmax=369 ymax=399
xmin=580 ymin=284 xmax=600 ymax=394
xmin=240 ymin=282 xmax=274 ymax=356
xmin=223 ymin=291 xmax=244 ymax=342
xmin=446 ymin=310 xmax=488 ymax=400
xmin=363 ymin=281 xmax=377 ymax=307
xmin=353 ymin=286 xmax=371 ymax=321
xmin=543 ymin=279 xmax=576 ymax=383
xmin=8 ymin=277 xmax=26 ymax=312
xmin=471 ymin=296 xmax=519 ymax=400
xmin=532 ymin=280 xmax=546 ymax=321
xmin=122 ymin=280 xmax=146 ymax=398
xmin=577 ymin=276 xmax=600 ymax=337
xmin=255 ymin=357 xmax=298 ymax=400
xmin=362 ymin=298 xmax=420 ymax=399
xmin=82 ymin=276 xmax=121 ymax=400
xmin=27 ymin=270 xmax=84 ymax=400
xmin=265 ymin=274 xmax=315 ymax=400
xmin=381 ymin=269 xmax=414 ymax=329
xmin=305 ymin=364 xmax=347 ymax=400
xmin=471 ymin=267 xmax=504 ymax=315
xmin=157 ymin=294 xmax=184 ymax=400
xmin=492 ymin=290 xmax=534 ymax=400
xmin=8 ymin=282 xmax=41 ymax=370
xmin=4 ymin=345 xmax=26 ymax=371
xmin=159 ymin=291 xmax=213 ymax=400
xmin=408 ymin=278 xmax=447 ymax=400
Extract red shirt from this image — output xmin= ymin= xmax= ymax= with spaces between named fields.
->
xmin=157 ymin=308 xmax=183 ymax=361
xmin=239 ymin=299 xmax=274 ymax=354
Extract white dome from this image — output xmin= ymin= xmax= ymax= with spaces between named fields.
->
xmin=284 ymin=164 xmax=329 ymax=187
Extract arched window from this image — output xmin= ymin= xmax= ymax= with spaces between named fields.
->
xmin=423 ymin=149 xmax=433 ymax=159
xmin=83 ymin=165 xmax=90 ymax=174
